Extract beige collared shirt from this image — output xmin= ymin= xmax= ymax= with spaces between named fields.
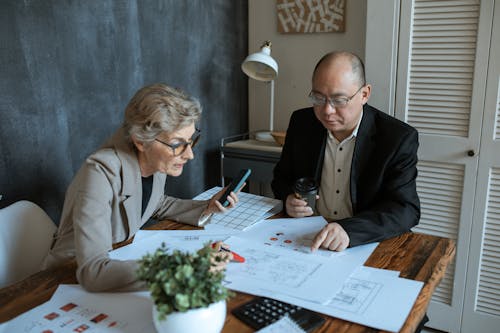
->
xmin=317 ymin=112 xmax=363 ymax=220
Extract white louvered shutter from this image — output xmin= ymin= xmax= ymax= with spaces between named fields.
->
xmin=406 ymin=0 xmax=479 ymax=138
xmin=395 ymin=0 xmax=494 ymax=331
xmin=476 ymin=168 xmax=500 ymax=316
xmin=462 ymin=2 xmax=500 ymax=328
xmin=496 ymin=86 xmax=500 ymax=140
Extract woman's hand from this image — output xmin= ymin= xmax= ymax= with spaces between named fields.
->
xmin=209 ymin=241 xmax=233 ymax=273
xmin=203 ymin=183 xmax=245 ymax=215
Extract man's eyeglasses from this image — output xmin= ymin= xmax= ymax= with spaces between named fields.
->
xmin=308 ymin=85 xmax=365 ymax=108
xmin=155 ymin=128 xmax=201 ymax=156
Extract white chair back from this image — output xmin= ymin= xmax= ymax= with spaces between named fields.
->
xmin=0 ymin=200 xmax=57 ymax=288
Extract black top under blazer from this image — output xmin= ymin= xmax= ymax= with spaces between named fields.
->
xmin=271 ymin=104 xmax=421 ymax=247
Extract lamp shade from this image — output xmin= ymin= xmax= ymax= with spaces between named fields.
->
xmin=241 ymin=41 xmax=278 ymax=82
xmin=242 ymin=41 xmax=279 ymax=142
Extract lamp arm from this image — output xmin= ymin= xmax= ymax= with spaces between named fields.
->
xmin=269 ymin=80 xmax=274 ymax=132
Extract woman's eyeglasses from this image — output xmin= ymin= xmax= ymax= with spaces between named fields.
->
xmin=155 ymin=128 xmax=201 ymax=156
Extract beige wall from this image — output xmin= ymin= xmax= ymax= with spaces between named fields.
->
xmin=248 ymin=0 xmax=367 ymax=133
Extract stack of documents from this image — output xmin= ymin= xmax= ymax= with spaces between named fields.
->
xmin=222 ymin=217 xmax=424 ymax=332
xmin=108 ymin=216 xmax=423 ymax=332
xmin=193 ymin=186 xmax=282 ymax=230
xmin=2 ymin=213 xmax=424 ymax=332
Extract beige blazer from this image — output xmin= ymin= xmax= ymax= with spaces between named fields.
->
xmin=43 ymin=128 xmax=209 ymax=292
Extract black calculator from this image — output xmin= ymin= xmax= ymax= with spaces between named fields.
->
xmin=231 ymin=297 xmax=325 ymax=332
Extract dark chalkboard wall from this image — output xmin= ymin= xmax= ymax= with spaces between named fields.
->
xmin=0 ymin=0 xmax=248 ymax=223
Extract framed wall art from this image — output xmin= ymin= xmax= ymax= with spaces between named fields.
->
xmin=277 ymin=0 xmax=346 ymax=33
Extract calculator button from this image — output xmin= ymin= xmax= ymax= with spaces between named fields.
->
xmin=232 ymin=297 xmax=325 ymax=331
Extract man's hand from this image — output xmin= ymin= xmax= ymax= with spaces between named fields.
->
xmin=311 ymin=222 xmax=350 ymax=252
xmin=285 ymin=193 xmax=315 ymax=218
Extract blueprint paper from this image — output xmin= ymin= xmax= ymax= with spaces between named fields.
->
xmin=225 ymin=264 xmax=423 ymax=332
xmin=315 ymin=266 xmax=423 ymax=332
xmin=241 ymin=216 xmax=344 ymax=258
xmin=0 ymin=285 xmax=155 ymax=333
xmin=106 ymin=217 xmax=421 ymax=332
xmin=220 ymin=217 xmax=422 ymax=332
xmin=224 ymin=236 xmax=377 ymax=304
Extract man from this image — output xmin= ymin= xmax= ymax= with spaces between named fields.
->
xmin=272 ymin=51 xmax=420 ymax=252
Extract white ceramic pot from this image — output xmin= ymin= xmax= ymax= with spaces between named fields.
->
xmin=152 ymin=300 xmax=226 ymax=333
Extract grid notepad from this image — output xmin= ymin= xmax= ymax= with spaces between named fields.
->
xmin=193 ymin=187 xmax=282 ymax=231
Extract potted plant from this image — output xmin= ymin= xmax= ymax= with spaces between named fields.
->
xmin=137 ymin=243 xmax=232 ymax=333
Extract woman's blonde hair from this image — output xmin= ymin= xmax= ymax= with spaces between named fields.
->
xmin=123 ymin=83 xmax=201 ymax=143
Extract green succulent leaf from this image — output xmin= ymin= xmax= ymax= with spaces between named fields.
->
xmin=137 ymin=241 xmax=232 ymax=318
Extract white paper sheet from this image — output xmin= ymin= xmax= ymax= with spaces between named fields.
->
xmin=193 ymin=187 xmax=282 ymax=230
xmin=315 ymin=266 xmax=423 ymax=332
xmin=7 ymin=216 xmax=423 ymax=333
xmin=256 ymin=315 xmax=306 ymax=333
xmin=219 ymin=217 xmax=422 ymax=332
xmin=133 ymin=228 xmax=240 ymax=244
xmin=241 ymin=216 xmax=345 ymax=257
xmin=110 ymin=228 xmax=239 ymax=260
xmin=224 ymin=236 xmax=378 ymax=304
xmin=0 ymin=285 xmax=155 ymax=333
xmin=227 ymin=263 xmax=423 ymax=332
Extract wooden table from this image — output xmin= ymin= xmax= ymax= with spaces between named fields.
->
xmin=0 ymin=220 xmax=455 ymax=333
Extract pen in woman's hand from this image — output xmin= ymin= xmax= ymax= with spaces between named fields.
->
xmin=211 ymin=242 xmax=245 ymax=263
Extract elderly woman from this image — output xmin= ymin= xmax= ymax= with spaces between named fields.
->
xmin=43 ymin=84 xmax=239 ymax=292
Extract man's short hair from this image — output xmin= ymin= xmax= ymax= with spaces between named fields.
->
xmin=313 ymin=51 xmax=366 ymax=86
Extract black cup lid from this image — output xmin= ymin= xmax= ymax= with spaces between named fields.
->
xmin=294 ymin=177 xmax=318 ymax=193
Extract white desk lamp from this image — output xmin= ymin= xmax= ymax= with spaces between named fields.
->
xmin=242 ymin=41 xmax=279 ymax=143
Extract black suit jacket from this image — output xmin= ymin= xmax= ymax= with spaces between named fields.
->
xmin=271 ymin=104 xmax=420 ymax=247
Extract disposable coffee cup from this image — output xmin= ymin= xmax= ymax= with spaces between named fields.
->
xmin=293 ymin=177 xmax=318 ymax=213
